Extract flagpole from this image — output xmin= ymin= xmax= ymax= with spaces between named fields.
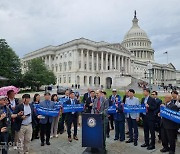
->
xmin=167 ymin=51 xmax=168 ymax=64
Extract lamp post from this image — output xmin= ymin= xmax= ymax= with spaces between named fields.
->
xmin=147 ymin=62 xmax=153 ymax=90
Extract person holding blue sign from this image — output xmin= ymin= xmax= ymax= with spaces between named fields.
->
xmin=160 ymin=94 xmax=179 ymax=154
xmin=50 ymin=94 xmax=60 ymax=138
xmin=140 ymin=88 xmax=157 ymax=150
xmin=38 ymin=92 xmax=55 ymax=146
xmin=109 ymin=89 xmax=121 ymax=130
xmin=65 ymin=91 xmax=80 ymax=142
xmin=113 ymin=96 xmax=125 ymax=142
xmin=125 ymin=89 xmax=140 ymax=146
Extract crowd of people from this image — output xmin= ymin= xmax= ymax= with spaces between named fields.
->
xmin=0 ymin=88 xmax=179 ymax=154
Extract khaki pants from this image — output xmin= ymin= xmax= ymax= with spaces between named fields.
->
xmin=18 ymin=124 xmax=32 ymax=154
xmin=51 ymin=116 xmax=60 ymax=136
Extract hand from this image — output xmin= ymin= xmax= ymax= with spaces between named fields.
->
xmin=136 ymin=117 xmax=139 ymax=122
xmin=21 ymin=115 xmax=26 ymax=120
xmin=145 ymin=104 xmax=149 ymax=108
xmin=37 ymin=115 xmax=45 ymax=119
xmin=90 ymin=103 xmax=93 ymax=107
xmin=18 ymin=111 xmax=24 ymax=116
xmin=161 ymin=104 xmax=165 ymax=107
xmin=1 ymin=127 xmax=7 ymax=133
xmin=115 ymin=104 xmax=118 ymax=107
xmin=158 ymin=113 xmax=160 ymax=117
xmin=0 ymin=113 xmax=6 ymax=120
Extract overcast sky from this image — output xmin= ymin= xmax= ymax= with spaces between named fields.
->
xmin=0 ymin=0 xmax=180 ymax=69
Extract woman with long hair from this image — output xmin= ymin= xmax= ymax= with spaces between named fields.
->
xmin=50 ymin=94 xmax=60 ymax=138
xmin=32 ymin=93 xmax=41 ymax=140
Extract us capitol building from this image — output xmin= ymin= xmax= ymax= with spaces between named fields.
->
xmin=22 ymin=12 xmax=178 ymax=89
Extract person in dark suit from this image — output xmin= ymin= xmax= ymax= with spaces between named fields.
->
xmin=82 ymin=88 xmax=91 ymax=104
xmin=13 ymin=94 xmax=37 ymax=154
xmin=151 ymin=91 xmax=162 ymax=142
xmin=140 ymin=88 xmax=157 ymax=150
xmin=160 ymin=94 xmax=179 ymax=154
xmin=85 ymin=90 xmax=96 ymax=113
xmin=59 ymin=89 xmax=70 ymax=134
xmin=65 ymin=91 xmax=80 ymax=142
xmin=7 ymin=90 xmax=19 ymax=149
xmin=109 ymin=89 xmax=121 ymax=130
xmin=38 ymin=92 xmax=55 ymax=146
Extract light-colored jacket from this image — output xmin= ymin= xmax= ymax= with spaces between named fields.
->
xmin=92 ymin=97 xmax=109 ymax=118
xmin=125 ymin=96 xmax=140 ymax=119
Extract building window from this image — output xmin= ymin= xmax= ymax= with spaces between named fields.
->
xmin=59 ymin=77 xmax=61 ymax=83
xmin=64 ymin=76 xmax=66 ymax=83
xmin=56 ymin=65 xmax=58 ymax=72
xmin=69 ymin=76 xmax=71 ymax=83
xmin=79 ymin=61 xmax=81 ymax=69
xmin=59 ymin=64 xmax=62 ymax=71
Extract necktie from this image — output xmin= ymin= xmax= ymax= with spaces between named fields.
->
xmin=97 ymin=99 xmax=101 ymax=111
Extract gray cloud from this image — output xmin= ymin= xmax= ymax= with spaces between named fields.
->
xmin=0 ymin=0 xmax=180 ymax=69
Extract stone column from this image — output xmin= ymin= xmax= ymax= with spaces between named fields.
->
xmin=128 ymin=58 xmax=131 ymax=74
xmin=81 ymin=49 xmax=84 ymax=71
xmin=101 ymin=51 xmax=103 ymax=71
xmin=121 ymin=56 xmax=124 ymax=71
xmin=110 ymin=53 xmax=112 ymax=70
xmin=118 ymin=55 xmax=120 ymax=71
xmin=87 ymin=50 xmax=89 ymax=71
xmin=92 ymin=51 xmax=94 ymax=72
xmin=49 ymin=55 xmax=52 ymax=69
xmin=106 ymin=52 xmax=108 ymax=71
xmin=96 ymin=52 xmax=99 ymax=71
xmin=114 ymin=54 xmax=116 ymax=70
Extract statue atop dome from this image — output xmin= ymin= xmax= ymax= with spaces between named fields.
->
xmin=134 ymin=10 xmax=137 ymax=18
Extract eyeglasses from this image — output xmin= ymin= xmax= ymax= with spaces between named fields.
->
xmin=151 ymin=94 xmax=156 ymax=95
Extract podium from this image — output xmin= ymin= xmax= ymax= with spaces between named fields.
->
xmin=82 ymin=113 xmax=104 ymax=149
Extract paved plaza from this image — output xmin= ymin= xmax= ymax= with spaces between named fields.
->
xmin=8 ymin=123 xmax=180 ymax=154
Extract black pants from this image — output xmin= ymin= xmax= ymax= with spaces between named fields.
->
xmin=0 ymin=132 xmax=8 ymax=154
xmin=142 ymin=116 xmax=155 ymax=146
xmin=106 ymin=120 xmax=110 ymax=136
xmin=59 ymin=113 xmax=66 ymax=132
xmin=40 ymin=122 xmax=52 ymax=143
xmin=127 ymin=117 xmax=138 ymax=141
xmin=109 ymin=114 xmax=114 ymax=129
xmin=67 ymin=115 xmax=77 ymax=138
xmin=161 ymin=127 xmax=176 ymax=153
xmin=33 ymin=122 xmax=40 ymax=139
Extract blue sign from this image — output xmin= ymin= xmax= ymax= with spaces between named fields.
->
xmin=107 ymin=105 xmax=116 ymax=114
xmin=123 ymin=104 xmax=146 ymax=113
xmin=62 ymin=104 xmax=84 ymax=113
xmin=36 ymin=106 xmax=60 ymax=117
xmin=160 ymin=106 xmax=180 ymax=124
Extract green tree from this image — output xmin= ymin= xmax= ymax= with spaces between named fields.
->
xmin=0 ymin=39 xmax=22 ymax=87
xmin=23 ymin=58 xmax=56 ymax=91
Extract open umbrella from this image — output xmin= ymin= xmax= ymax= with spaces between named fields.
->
xmin=0 ymin=86 xmax=19 ymax=96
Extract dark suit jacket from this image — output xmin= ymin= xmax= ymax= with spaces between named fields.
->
xmin=161 ymin=101 xmax=179 ymax=129
xmin=82 ymin=92 xmax=90 ymax=104
xmin=154 ymin=98 xmax=162 ymax=115
xmin=65 ymin=99 xmax=80 ymax=120
xmin=7 ymin=98 xmax=19 ymax=112
xmin=13 ymin=103 xmax=37 ymax=131
xmin=85 ymin=97 xmax=96 ymax=113
xmin=141 ymin=96 xmax=157 ymax=121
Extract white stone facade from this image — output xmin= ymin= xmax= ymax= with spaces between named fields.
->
xmin=22 ymin=12 xmax=177 ymax=88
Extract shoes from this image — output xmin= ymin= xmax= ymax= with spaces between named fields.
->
xmin=141 ymin=143 xmax=149 ymax=147
xmin=169 ymin=151 xmax=175 ymax=154
xmin=68 ymin=137 xmax=72 ymax=142
xmin=114 ymin=138 xmax=119 ymax=141
xmin=13 ymin=146 xmax=17 ymax=150
xmin=147 ymin=145 xmax=155 ymax=150
xmin=126 ymin=139 xmax=133 ymax=143
xmin=120 ymin=139 xmax=125 ymax=142
xmin=160 ymin=148 xmax=169 ymax=153
xmin=60 ymin=131 xmax=64 ymax=134
xmin=41 ymin=143 xmax=44 ymax=146
xmin=73 ymin=136 xmax=79 ymax=140
xmin=125 ymin=131 xmax=129 ymax=135
xmin=55 ymin=135 xmax=58 ymax=138
xmin=134 ymin=142 xmax=138 ymax=146
xmin=46 ymin=142 xmax=51 ymax=145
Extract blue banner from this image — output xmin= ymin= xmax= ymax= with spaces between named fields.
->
xmin=160 ymin=106 xmax=180 ymax=124
xmin=36 ymin=106 xmax=60 ymax=117
xmin=123 ymin=104 xmax=146 ymax=113
xmin=108 ymin=105 xmax=116 ymax=114
xmin=63 ymin=104 xmax=84 ymax=113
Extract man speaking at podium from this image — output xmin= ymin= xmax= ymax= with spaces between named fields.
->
xmin=93 ymin=90 xmax=109 ymax=150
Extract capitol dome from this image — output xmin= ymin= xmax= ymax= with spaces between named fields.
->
xmin=121 ymin=11 xmax=154 ymax=62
